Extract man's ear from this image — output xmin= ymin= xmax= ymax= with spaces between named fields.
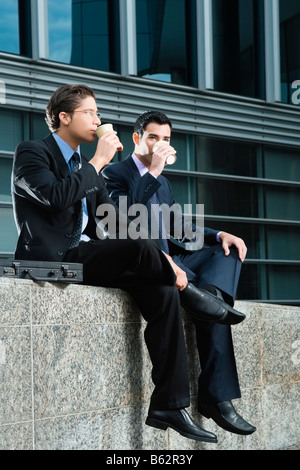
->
xmin=132 ymin=132 xmax=140 ymax=146
xmin=59 ymin=111 xmax=71 ymax=126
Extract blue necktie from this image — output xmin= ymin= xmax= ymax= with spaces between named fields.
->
xmin=148 ymin=192 xmax=169 ymax=254
xmin=69 ymin=152 xmax=83 ymax=249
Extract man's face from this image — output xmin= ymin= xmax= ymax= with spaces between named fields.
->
xmin=67 ymin=96 xmax=101 ymax=144
xmin=134 ymin=122 xmax=171 ymax=164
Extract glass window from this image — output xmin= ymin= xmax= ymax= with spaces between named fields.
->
xmin=238 ymin=263 xmax=300 ymax=302
xmin=0 ymin=158 xmax=14 ymax=203
xmin=204 ymin=220 xmax=262 ymax=259
xmin=212 ymin=0 xmax=265 ymax=99
xmin=237 ymin=263 xmax=300 ymax=302
xmin=263 ymin=146 xmax=300 ymax=181
xmin=280 ymin=0 xmax=300 ymax=104
xmin=267 ymin=265 xmax=300 ymax=301
xmin=136 ymin=0 xmax=198 ymax=86
xmin=193 ymin=136 xmax=300 ymax=221
xmin=168 ymin=175 xmax=196 ymax=207
xmin=0 ymin=0 xmax=19 ymax=54
xmin=195 ymin=136 xmax=258 ymax=177
xmin=0 ymin=207 xmax=18 ymax=255
xmin=196 ymin=179 xmax=259 ymax=218
xmin=31 ymin=113 xmax=49 ymax=140
xmin=176 ymin=134 xmax=300 ymax=303
xmin=48 ymin=0 xmax=72 ymax=63
xmin=266 ymin=226 xmax=300 ymax=261
xmin=0 ymin=110 xmax=24 ymax=151
xmin=264 ymin=186 xmax=300 ymax=221
xmin=203 ymin=222 xmax=300 ymax=301
xmin=117 ymin=125 xmax=134 ymax=162
xmin=48 ymin=0 xmax=120 ymax=73
xmin=168 ymin=133 xmax=191 ymax=171
xmin=0 ymin=109 xmax=26 ymax=257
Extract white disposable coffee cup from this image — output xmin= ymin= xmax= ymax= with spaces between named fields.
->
xmin=96 ymin=123 xmax=113 ymax=138
xmin=153 ymin=141 xmax=177 ymax=165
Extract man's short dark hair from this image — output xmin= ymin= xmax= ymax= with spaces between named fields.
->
xmin=45 ymin=83 xmax=96 ymax=132
xmin=134 ymin=111 xmax=172 ymax=136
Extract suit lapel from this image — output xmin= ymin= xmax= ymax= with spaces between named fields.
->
xmin=126 ymin=154 xmax=170 ymax=205
xmin=125 ymin=154 xmax=144 ymax=183
xmin=42 ymin=134 xmax=70 ymax=177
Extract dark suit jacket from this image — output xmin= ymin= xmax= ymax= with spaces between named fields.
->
xmin=102 ymin=154 xmax=219 ymax=254
xmin=12 ymin=134 xmax=117 ymax=261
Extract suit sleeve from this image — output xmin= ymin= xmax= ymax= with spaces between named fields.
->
xmin=103 ymin=162 xmax=163 ymax=209
xmin=13 ymin=140 xmax=110 ymax=212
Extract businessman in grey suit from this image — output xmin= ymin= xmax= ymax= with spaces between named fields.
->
xmin=12 ymin=84 xmax=252 ymax=444
xmin=102 ymin=110 xmax=256 ymax=435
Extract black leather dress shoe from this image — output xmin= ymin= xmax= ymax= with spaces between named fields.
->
xmin=198 ymin=400 xmax=256 ymax=435
xmin=146 ymin=408 xmax=218 ymax=443
xmin=180 ymin=283 xmax=245 ymax=325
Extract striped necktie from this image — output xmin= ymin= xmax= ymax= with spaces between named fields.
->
xmin=71 ymin=151 xmax=80 ymax=172
xmin=69 ymin=152 xmax=83 ymax=249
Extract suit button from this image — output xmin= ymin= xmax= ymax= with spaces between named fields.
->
xmin=65 ymin=233 xmax=72 ymax=238
xmin=57 ymin=251 xmax=63 ymax=256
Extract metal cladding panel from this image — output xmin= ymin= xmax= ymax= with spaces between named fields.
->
xmin=1 ymin=53 xmax=300 ymax=147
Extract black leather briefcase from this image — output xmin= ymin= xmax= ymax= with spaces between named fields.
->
xmin=0 ymin=259 xmax=83 ymax=283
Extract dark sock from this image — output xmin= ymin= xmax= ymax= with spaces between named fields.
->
xmin=201 ymin=284 xmax=218 ymax=296
xmin=202 ymin=284 xmax=234 ymax=306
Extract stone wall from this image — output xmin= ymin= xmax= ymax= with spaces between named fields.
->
xmin=0 ymin=277 xmax=299 ymax=450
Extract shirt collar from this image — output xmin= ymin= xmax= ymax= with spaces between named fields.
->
xmin=131 ymin=153 xmax=148 ymax=176
xmin=52 ymin=132 xmax=80 ymax=165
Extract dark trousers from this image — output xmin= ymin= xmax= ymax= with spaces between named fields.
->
xmin=64 ymin=238 xmax=190 ymax=411
xmin=173 ymin=244 xmax=242 ymax=403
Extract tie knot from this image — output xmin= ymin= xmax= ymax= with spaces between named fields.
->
xmin=71 ymin=152 xmax=80 ymax=172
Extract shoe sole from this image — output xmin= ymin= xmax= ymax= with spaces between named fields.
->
xmin=187 ymin=308 xmax=245 ymax=326
xmin=145 ymin=416 xmax=218 ymax=443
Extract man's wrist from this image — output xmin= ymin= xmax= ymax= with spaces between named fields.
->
xmin=148 ymin=170 xmax=159 ymax=178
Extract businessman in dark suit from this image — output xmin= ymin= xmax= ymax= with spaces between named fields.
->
xmin=102 ymin=110 xmax=256 ymax=435
xmin=12 ymin=84 xmax=252 ymax=444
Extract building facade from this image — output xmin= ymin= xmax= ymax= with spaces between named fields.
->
xmin=0 ymin=0 xmax=299 ymax=304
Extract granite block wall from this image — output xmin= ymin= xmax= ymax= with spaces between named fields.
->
xmin=0 ymin=277 xmax=299 ymax=450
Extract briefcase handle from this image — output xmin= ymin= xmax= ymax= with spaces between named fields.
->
xmin=24 ymin=269 xmax=59 ymax=282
